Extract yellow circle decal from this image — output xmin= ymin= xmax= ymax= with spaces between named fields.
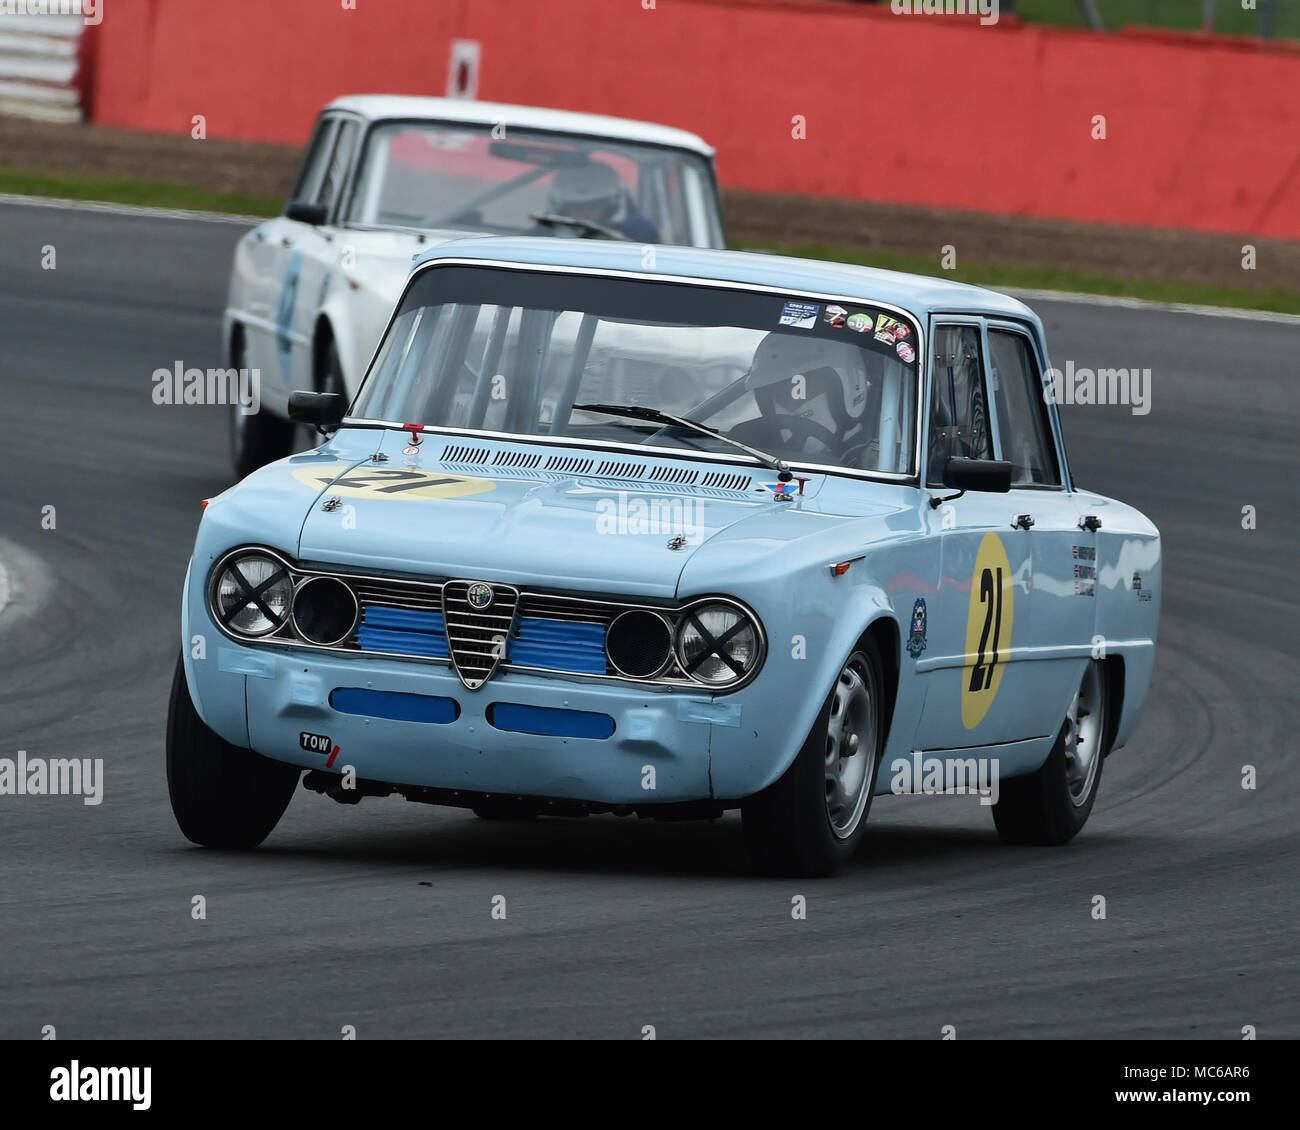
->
xmin=962 ymin=532 xmax=1015 ymax=730
xmin=292 ymin=464 xmax=497 ymax=501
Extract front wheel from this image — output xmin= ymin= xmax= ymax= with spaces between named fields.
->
xmin=992 ymin=659 xmax=1109 ymax=845
xmin=742 ymin=639 xmax=886 ymax=877
xmin=229 ymin=330 xmax=293 ymax=479
xmin=166 ymin=654 xmax=301 ymax=848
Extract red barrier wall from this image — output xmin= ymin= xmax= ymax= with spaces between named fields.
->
xmin=89 ymin=0 xmax=1300 ymax=239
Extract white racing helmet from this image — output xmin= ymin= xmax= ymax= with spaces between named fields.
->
xmin=547 ymin=160 xmax=624 ymax=224
xmin=743 ymin=332 xmax=872 ymax=427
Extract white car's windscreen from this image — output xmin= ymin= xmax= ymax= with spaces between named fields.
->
xmin=352 ymin=267 xmax=920 ymax=476
xmin=345 ymin=122 xmax=722 ymax=248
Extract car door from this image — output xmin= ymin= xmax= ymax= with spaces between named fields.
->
xmin=917 ymin=319 xmax=1039 ymax=750
xmin=243 ymin=114 xmax=341 ymax=391
xmin=986 ymin=321 xmax=1096 ymax=734
xmin=286 ymin=115 xmax=362 ymax=392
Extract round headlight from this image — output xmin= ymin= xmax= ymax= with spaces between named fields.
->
xmin=607 ymin=609 xmax=674 ymax=679
xmin=292 ymin=575 xmax=358 ymax=647
xmin=214 ymin=553 xmax=293 ymax=637
xmin=676 ymin=602 xmax=761 ymax=686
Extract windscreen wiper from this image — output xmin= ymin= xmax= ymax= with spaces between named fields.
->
xmin=573 ymin=402 xmax=793 ymax=481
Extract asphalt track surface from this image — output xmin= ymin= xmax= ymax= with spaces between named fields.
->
xmin=0 ymin=200 xmax=1296 ymax=1039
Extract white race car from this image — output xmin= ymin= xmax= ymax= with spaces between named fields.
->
xmin=224 ymin=95 xmax=724 ymax=477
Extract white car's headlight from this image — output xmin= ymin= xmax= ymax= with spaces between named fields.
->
xmin=675 ymin=601 xmax=762 ymax=687
xmin=214 ymin=552 xmax=293 ymax=637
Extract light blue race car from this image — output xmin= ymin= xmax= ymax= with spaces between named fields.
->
xmin=167 ymin=238 xmax=1161 ymax=876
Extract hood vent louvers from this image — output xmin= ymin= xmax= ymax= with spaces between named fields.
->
xmin=493 ymin=450 xmax=542 ymax=468
xmin=648 ymin=466 xmax=699 ymax=485
xmin=699 ymin=471 xmax=753 ymax=492
xmin=544 ymin=455 xmax=596 ymax=474
xmin=440 ymin=445 xmax=491 ymax=465
xmin=594 ymin=459 xmax=646 ymax=480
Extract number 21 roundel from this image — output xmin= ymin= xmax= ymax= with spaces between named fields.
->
xmin=962 ymin=532 xmax=1015 ymax=730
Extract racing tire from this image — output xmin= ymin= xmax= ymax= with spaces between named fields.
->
xmin=992 ymin=659 xmax=1109 ymax=846
xmin=229 ymin=330 xmax=293 ymax=479
xmin=319 ymin=337 xmax=347 ymax=400
xmin=166 ymin=653 xmax=301 ymax=849
xmin=742 ymin=637 xmax=887 ymax=878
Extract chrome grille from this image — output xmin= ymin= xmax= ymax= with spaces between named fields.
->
xmin=441 ymin=579 xmax=520 ymax=690
xmin=221 ymin=553 xmax=759 ymax=689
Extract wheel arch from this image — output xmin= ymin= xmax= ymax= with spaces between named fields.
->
xmin=229 ymin=320 xmax=246 ymax=364
xmin=311 ymin=315 xmax=339 ymax=392
xmin=1101 ymin=653 xmax=1125 ymax=757
xmin=861 ymin=615 xmax=901 ymax=751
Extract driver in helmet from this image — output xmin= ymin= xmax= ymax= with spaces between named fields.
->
xmin=537 ymin=159 xmax=659 ymax=243
xmin=729 ymin=333 xmax=874 ymax=462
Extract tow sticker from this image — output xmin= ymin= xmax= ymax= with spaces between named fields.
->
xmin=292 ymin=465 xmax=496 ymax=501
xmin=962 ymin=532 xmax=1015 ymax=730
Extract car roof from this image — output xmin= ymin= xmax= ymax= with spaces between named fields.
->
xmin=323 ymin=95 xmax=714 ymax=157
xmin=411 ymin=237 xmax=1042 ymax=325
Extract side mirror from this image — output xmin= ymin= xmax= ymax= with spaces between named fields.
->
xmin=286 ymin=200 xmax=328 ymax=226
xmin=943 ymin=457 xmax=1012 ymax=494
xmin=288 ymin=390 xmax=346 ymax=433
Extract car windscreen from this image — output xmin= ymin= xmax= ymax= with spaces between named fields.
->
xmin=351 ymin=266 xmax=921 ymax=477
xmin=344 ymin=122 xmax=722 ymax=248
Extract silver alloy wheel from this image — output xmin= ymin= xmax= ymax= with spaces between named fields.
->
xmin=1064 ymin=660 xmax=1105 ymax=806
xmin=824 ymin=652 xmax=878 ymax=839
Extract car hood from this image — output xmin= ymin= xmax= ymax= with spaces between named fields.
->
xmin=292 ymin=441 xmax=780 ymax=600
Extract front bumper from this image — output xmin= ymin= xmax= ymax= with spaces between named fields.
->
xmin=183 ymin=576 xmax=765 ymax=804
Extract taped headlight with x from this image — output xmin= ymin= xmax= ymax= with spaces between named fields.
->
xmin=215 ymin=554 xmax=293 ymax=637
xmin=676 ymin=603 xmax=760 ymax=686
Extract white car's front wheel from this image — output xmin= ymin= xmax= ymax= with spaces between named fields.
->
xmin=229 ymin=329 xmax=294 ymax=479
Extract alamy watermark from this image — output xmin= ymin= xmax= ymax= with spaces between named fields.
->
xmin=0 ymin=751 xmax=103 ymax=805
xmin=0 ymin=0 xmax=102 ymax=25
xmin=50 ymin=1062 xmax=150 ymax=1111
xmin=595 ymin=491 xmax=704 ymax=539
xmin=890 ymin=0 xmax=999 ymax=27
xmin=1044 ymin=361 xmax=1151 ymax=416
xmin=890 ymin=751 xmax=1000 ymax=806
xmin=152 ymin=362 xmax=261 ymax=416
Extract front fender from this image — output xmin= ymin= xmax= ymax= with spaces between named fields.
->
xmin=707 ymin=572 xmax=904 ymax=800
xmin=318 ymin=278 xmax=405 ymax=399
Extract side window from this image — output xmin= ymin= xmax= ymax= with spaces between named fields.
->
xmin=987 ymin=329 xmax=1060 ymax=486
xmin=316 ymin=120 xmax=360 ymax=215
xmin=927 ymin=324 xmax=992 ymax=486
xmin=289 ymin=116 xmax=339 ymax=206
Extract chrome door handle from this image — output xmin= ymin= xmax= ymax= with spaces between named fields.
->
xmin=1012 ymin=514 xmax=1035 ymax=530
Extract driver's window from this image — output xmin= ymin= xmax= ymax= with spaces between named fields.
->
xmin=315 ymin=119 xmax=359 ymax=215
xmin=987 ymin=328 xmax=1060 ymax=487
xmin=927 ymin=323 xmax=992 ymax=487
xmin=289 ymin=116 xmax=339 ymax=207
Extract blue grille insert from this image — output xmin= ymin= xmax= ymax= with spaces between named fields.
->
xmin=356 ymin=604 xmax=607 ymax=676
xmin=357 ymin=605 xmax=449 ymax=659
xmin=510 ymin=617 xmax=607 ymax=674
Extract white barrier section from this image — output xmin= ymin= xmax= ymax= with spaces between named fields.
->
xmin=0 ymin=10 xmax=85 ymax=123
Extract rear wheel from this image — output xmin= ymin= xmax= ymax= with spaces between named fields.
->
xmin=166 ymin=653 xmax=300 ymax=848
xmin=742 ymin=638 xmax=886 ymax=877
xmin=992 ymin=659 xmax=1108 ymax=845
xmin=229 ymin=329 xmax=293 ymax=478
